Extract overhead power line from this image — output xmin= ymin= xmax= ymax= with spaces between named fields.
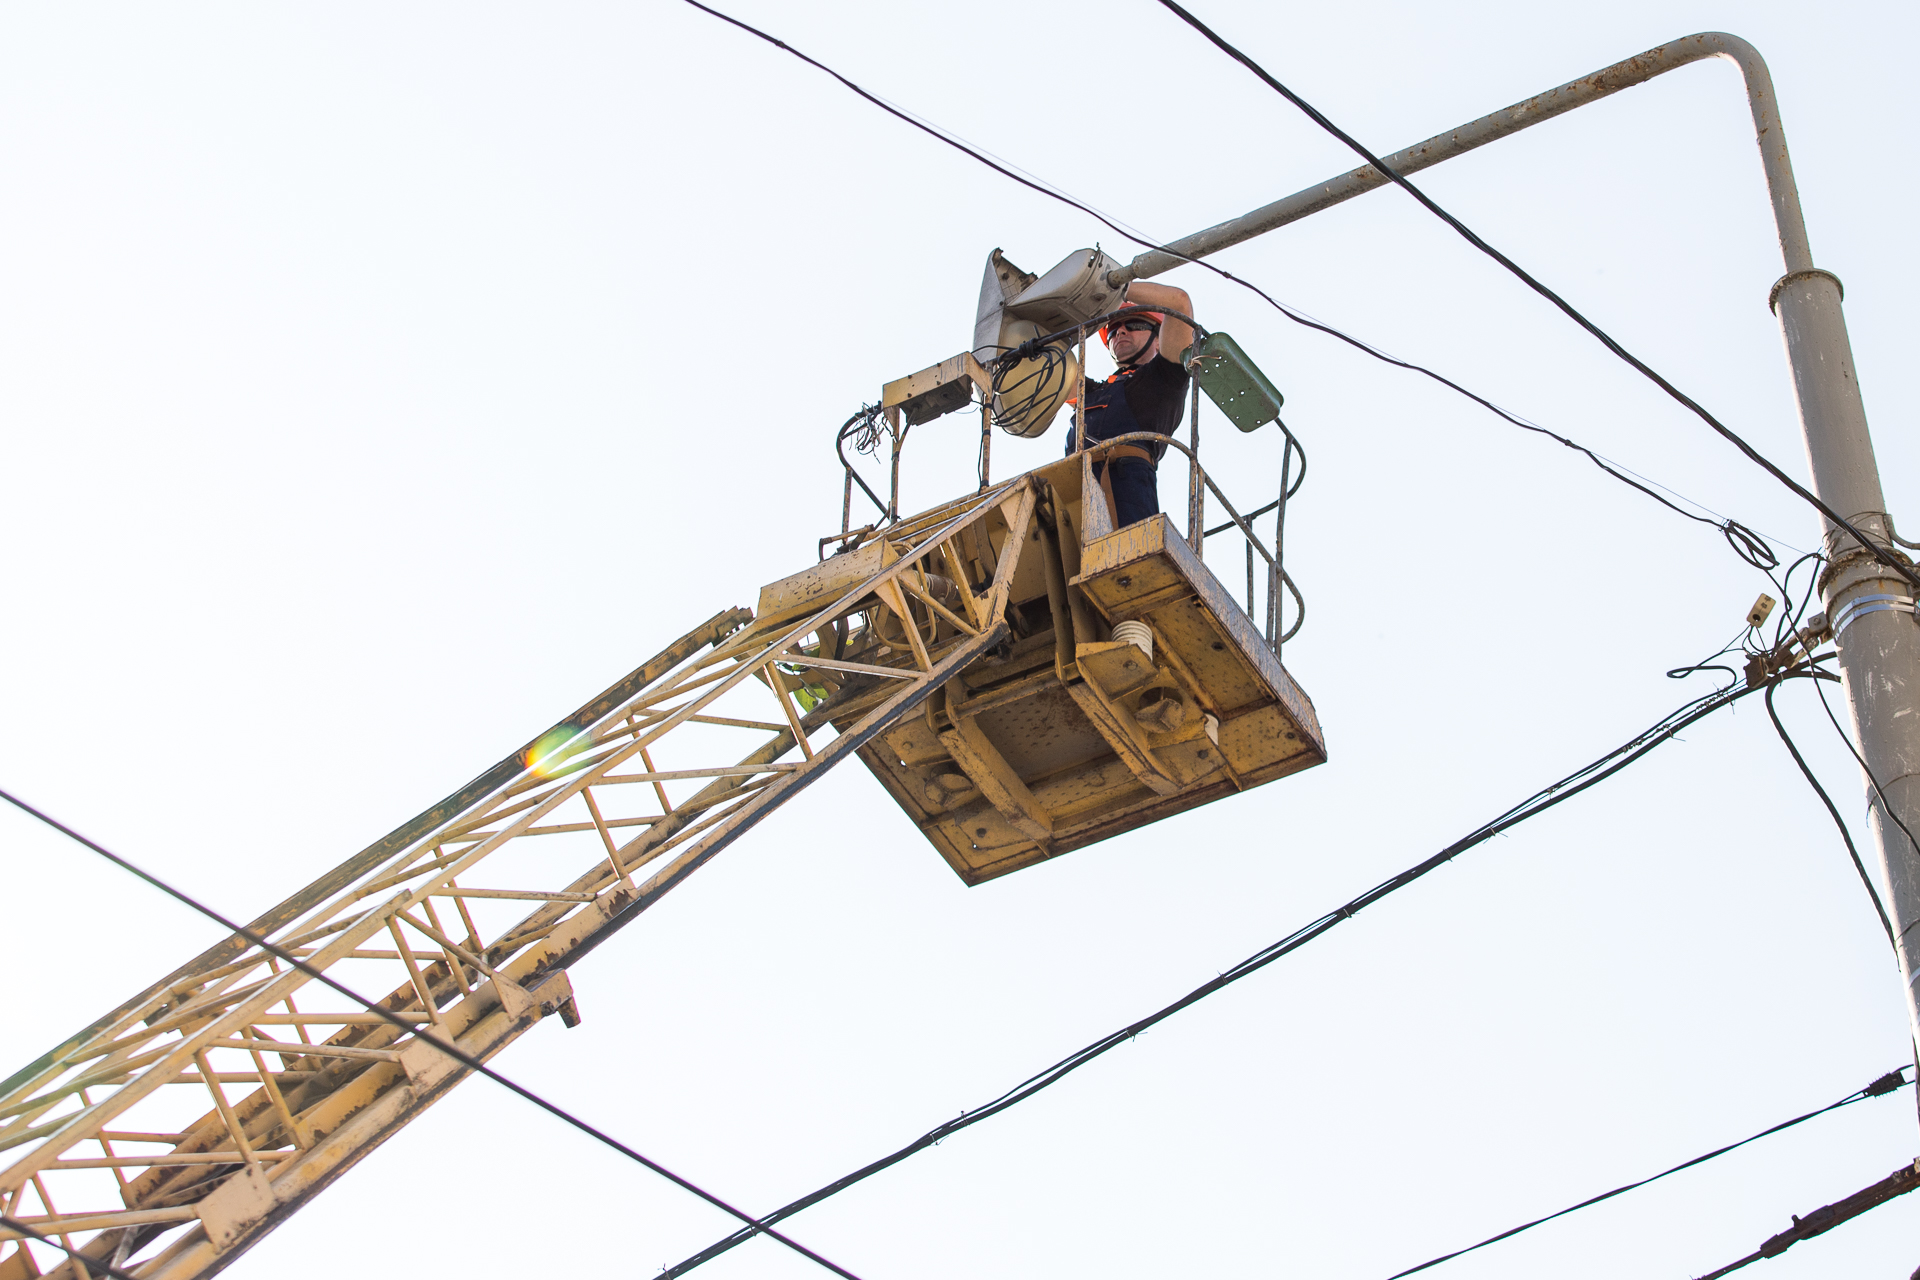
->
xmin=1383 ymin=1066 xmax=1911 ymax=1277
xmin=661 ymin=665 xmax=1789 ymax=1277
xmin=1151 ymin=0 xmax=1918 ymax=593
xmin=1693 ymin=1157 xmax=1920 ymax=1279
xmin=676 ymin=0 xmax=1779 ymax=573
xmin=0 ymin=787 xmax=864 ymax=1280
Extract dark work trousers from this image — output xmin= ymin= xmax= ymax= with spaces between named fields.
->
xmin=1091 ymin=457 xmax=1160 ymax=528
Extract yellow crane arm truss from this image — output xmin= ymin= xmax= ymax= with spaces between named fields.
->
xmin=0 ymin=480 xmax=1037 ymax=1280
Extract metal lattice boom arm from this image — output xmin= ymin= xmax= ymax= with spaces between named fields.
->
xmin=0 ymin=482 xmax=1036 ymax=1280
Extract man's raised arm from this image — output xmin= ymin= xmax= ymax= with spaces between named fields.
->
xmin=1123 ymin=282 xmax=1194 ymax=361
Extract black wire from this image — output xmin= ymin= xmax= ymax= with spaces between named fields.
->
xmin=1239 ymin=284 xmax=1777 ymax=572
xmin=1693 ymin=568 xmax=1900 ymax=963
xmin=0 ymin=787 xmax=864 ymax=1280
xmin=1151 ymin=0 xmax=1919 ymax=591
xmin=1763 ymin=675 xmax=1898 ymax=952
xmin=835 ymin=406 xmax=889 ymax=519
xmin=1 ymin=1213 xmax=147 ymax=1280
xmin=989 ymin=340 xmax=1071 ymax=433
xmin=1779 ymin=552 xmax=1825 ymax=646
xmin=675 ymin=0 xmax=1777 ymax=574
xmin=1381 ymin=1066 xmax=1911 ymax=1278
xmin=1667 ymin=625 xmax=1755 ymax=687
xmin=661 ymin=672 xmax=1772 ymax=1277
xmin=1813 ymin=677 xmax=1920 ymax=889
xmin=1759 ymin=550 xmax=1825 ymax=658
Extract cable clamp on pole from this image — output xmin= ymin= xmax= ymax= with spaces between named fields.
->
xmin=1830 ymin=592 xmax=1917 ymax=640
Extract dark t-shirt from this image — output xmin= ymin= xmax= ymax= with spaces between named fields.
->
xmin=1068 ymin=353 xmax=1190 ymax=460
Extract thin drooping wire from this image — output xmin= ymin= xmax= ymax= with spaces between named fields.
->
xmin=1151 ymin=0 xmax=1917 ymax=591
xmin=1813 ymin=677 xmax=1920 ymax=876
xmin=0 ymin=788 xmax=864 ymax=1280
xmin=1382 ymin=1066 xmax=1911 ymax=1278
xmin=1 ymin=1214 xmax=145 ymax=1280
xmin=1243 ymin=291 xmax=1774 ymax=572
xmin=1665 ymin=623 xmax=1755 ymax=687
xmin=1587 ymin=450 xmax=1809 ymax=557
xmin=661 ymin=672 xmax=1776 ymax=1277
xmin=675 ymin=0 xmax=1777 ymax=574
xmin=1763 ymin=675 xmax=1897 ymax=951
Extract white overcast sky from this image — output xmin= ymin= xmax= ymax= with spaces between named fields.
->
xmin=4 ymin=2 xmax=1919 ymax=1278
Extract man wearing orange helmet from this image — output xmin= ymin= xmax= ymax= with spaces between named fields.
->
xmin=1069 ymin=281 xmax=1195 ymax=529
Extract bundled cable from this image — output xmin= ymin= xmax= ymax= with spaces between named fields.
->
xmin=834 ymin=404 xmax=890 ymax=520
xmin=987 ymin=340 xmax=1072 ymax=436
xmin=661 ymin=667 xmax=1784 ymax=1277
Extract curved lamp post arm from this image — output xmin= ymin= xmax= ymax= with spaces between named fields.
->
xmin=1112 ymin=31 xmax=1920 ymax=1102
xmin=1109 ymin=32 xmax=1811 ymax=285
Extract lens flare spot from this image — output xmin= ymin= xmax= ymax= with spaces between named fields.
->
xmin=525 ymin=725 xmax=586 ymax=777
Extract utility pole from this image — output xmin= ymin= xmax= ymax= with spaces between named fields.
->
xmin=1112 ymin=32 xmax=1920 ymax=1074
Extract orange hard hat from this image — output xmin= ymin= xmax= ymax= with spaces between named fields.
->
xmin=1099 ymin=305 xmax=1165 ymax=347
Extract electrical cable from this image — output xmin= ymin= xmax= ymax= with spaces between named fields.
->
xmin=0 ymin=1214 xmax=145 ymax=1280
xmin=1716 ymin=563 xmax=1906 ymax=950
xmin=1150 ymin=0 xmax=1916 ymax=593
xmin=1688 ymin=556 xmax=1895 ymax=953
xmin=1243 ymin=291 xmax=1778 ymax=572
xmin=1665 ymin=625 xmax=1752 ymax=687
xmin=1381 ymin=1065 xmax=1911 ymax=1278
xmin=988 ymin=340 xmax=1072 ymax=434
xmin=1711 ymin=550 xmax=1827 ymax=690
xmin=660 ymin=669 xmax=1779 ymax=1277
xmin=0 ymin=787 xmax=865 ymax=1280
xmin=1691 ymin=1157 xmax=1920 ymax=1279
xmin=1780 ymin=556 xmax=1824 ymax=645
xmin=1760 ymin=550 xmax=1824 ymax=658
xmin=1813 ymin=676 xmax=1920 ymax=883
xmin=836 ymin=405 xmax=890 ymax=520
xmin=677 ymin=0 xmax=1779 ymax=574
xmin=0 ymin=22 xmax=1873 ymax=1274
xmin=1582 ymin=451 xmax=1808 ymax=558
xmin=1763 ymin=673 xmax=1897 ymax=951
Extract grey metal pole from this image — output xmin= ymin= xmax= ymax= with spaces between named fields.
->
xmin=1112 ymin=33 xmax=1920 ymax=1063
xmin=1774 ymin=268 xmax=1920 ymax=1061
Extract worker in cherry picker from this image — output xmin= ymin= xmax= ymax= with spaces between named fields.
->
xmin=1068 ymin=282 xmax=1196 ymax=529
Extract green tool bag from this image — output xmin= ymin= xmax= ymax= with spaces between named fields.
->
xmin=1183 ymin=332 xmax=1284 ymax=433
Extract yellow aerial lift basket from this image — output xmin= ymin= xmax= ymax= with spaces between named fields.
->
xmin=750 ymin=278 xmax=1323 ymax=884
